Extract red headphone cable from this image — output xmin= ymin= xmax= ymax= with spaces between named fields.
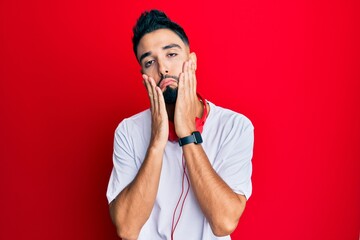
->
xmin=171 ymin=154 xmax=190 ymax=240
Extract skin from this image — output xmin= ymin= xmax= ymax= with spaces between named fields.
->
xmin=110 ymin=29 xmax=247 ymax=240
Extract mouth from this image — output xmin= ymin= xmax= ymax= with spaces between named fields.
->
xmin=159 ymin=78 xmax=178 ymax=91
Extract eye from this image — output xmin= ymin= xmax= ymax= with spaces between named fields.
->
xmin=167 ymin=53 xmax=178 ymax=57
xmin=144 ymin=60 xmax=154 ymax=68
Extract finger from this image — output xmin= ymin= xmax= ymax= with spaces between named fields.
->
xmin=149 ymin=77 xmax=158 ymax=112
xmin=183 ymin=60 xmax=190 ymax=98
xmin=186 ymin=60 xmax=194 ymax=98
xmin=187 ymin=60 xmax=194 ymax=96
xmin=156 ymin=86 xmax=166 ymax=114
xmin=144 ymin=75 xmax=158 ymax=113
xmin=190 ymin=60 xmax=197 ymax=96
xmin=143 ymin=74 xmax=155 ymax=108
xmin=182 ymin=59 xmax=187 ymax=73
xmin=178 ymin=72 xmax=185 ymax=98
xmin=143 ymin=74 xmax=152 ymax=98
xmin=142 ymin=74 xmax=148 ymax=87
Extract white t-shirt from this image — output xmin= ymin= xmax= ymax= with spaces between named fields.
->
xmin=107 ymin=101 xmax=254 ymax=240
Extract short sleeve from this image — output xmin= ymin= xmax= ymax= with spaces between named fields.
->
xmin=217 ymin=117 xmax=254 ymax=200
xmin=106 ymin=120 xmax=138 ymax=204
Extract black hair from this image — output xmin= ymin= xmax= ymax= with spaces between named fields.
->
xmin=132 ymin=9 xmax=189 ymax=60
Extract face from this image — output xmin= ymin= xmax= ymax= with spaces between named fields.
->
xmin=137 ymin=29 xmax=196 ymax=103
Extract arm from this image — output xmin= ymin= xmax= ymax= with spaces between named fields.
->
xmin=175 ymin=59 xmax=250 ymax=236
xmin=109 ymin=75 xmax=168 ymax=240
xmin=182 ymin=144 xmax=247 ymax=236
xmin=109 ymin=147 xmax=163 ymax=240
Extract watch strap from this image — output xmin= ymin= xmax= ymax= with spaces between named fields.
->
xmin=178 ymin=131 xmax=203 ymax=146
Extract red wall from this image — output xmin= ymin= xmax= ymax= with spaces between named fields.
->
xmin=1 ymin=0 xmax=359 ymax=239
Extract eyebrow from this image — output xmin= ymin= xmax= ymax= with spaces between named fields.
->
xmin=163 ymin=43 xmax=181 ymax=50
xmin=139 ymin=43 xmax=182 ymax=63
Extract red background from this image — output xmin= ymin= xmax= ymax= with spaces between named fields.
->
xmin=1 ymin=0 xmax=359 ymax=239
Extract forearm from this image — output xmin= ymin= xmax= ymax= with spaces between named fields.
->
xmin=110 ymin=146 xmax=163 ymax=239
xmin=182 ymin=144 xmax=246 ymax=236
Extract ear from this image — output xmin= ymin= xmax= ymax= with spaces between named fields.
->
xmin=189 ymin=52 xmax=197 ymax=70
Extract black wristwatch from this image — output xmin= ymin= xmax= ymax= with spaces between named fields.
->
xmin=178 ymin=131 xmax=203 ymax=146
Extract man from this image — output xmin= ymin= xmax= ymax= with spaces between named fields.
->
xmin=107 ymin=9 xmax=254 ymax=240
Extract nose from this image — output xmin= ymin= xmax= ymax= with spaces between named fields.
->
xmin=158 ymin=59 xmax=169 ymax=77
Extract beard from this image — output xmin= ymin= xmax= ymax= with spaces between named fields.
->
xmin=163 ymin=86 xmax=178 ymax=104
xmin=158 ymin=74 xmax=179 ymax=104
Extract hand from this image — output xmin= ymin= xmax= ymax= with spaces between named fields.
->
xmin=143 ymin=74 xmax=169 ymax=150
xmin=174 ymin=60 xmax=198 ymax=138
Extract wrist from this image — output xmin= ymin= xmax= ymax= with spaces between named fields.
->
xmin=177 ymin=131 xmax=194 ymax=139
xmin=176 ymin=124 xmax=196 ymax=138
xmin=148 ymin=140 xmax=166 ymax=153
xmin=178 ymin=131 xmax=203 ymax=146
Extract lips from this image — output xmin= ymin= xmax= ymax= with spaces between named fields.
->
xmin=159 ymin=78 xmax=177 ymax=91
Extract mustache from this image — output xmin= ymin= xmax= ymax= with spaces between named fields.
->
xmin=157 ymin=74 xmax=179 ymax=87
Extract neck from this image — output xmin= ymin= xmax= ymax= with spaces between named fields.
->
xmin=166 ymin=104 xmax=176 ymax=122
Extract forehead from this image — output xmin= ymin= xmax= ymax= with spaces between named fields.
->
xmin=137 ymin=28 xmax=188 ymax=59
